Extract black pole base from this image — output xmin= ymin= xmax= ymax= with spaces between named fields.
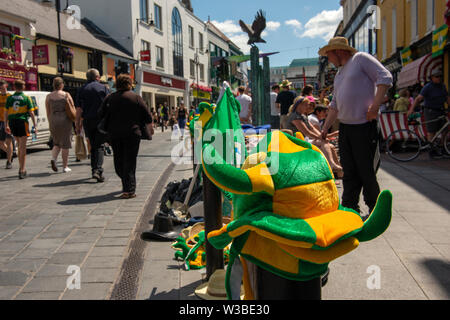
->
xmin=256 ymin=266 xmax=321 ymax=300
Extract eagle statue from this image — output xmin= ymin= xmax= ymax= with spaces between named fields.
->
xmin=239 ymin=10 xmax=267 ymax=45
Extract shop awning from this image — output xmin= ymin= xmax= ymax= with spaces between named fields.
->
xmin=397 ymin=53 xmax=443 ymax=88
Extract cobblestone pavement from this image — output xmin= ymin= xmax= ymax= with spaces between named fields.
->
xmin=1 ymin=129 xmax=449 ymax=300
xmin=0 ymin=129 xmax=181 ymax=300
xmin=137 ymin=153 xmax=450 ymax=300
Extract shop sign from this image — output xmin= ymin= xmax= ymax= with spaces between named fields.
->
xmin=161 ymin=76 xmax=172 ymax=86
xmin=140 ymin=50 xmax=151 ymax=62
xmin=193 ymin=90 xmax=211 ymax=100
xmin=32 ymin=45 xmax=49 ymax=65
xmin=0 ymin=68 xmax=25 ymax=80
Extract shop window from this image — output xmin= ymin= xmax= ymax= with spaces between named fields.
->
xmin=189 ymin=25 xmax=194 ymax=48
xmin=156 ymin=46 xmax=164 ymax=69
xmin=57 ymin=45 xmax=73 ymax=74
xmin=190 ymin=59 xmax=195 ymax=78
xmin=140 ymin=0 xmax=149 ymax=23
xmin=172 ymin=7 xmax=183 ymax=77
xmin=154 ymin=4 xmax=162 ymax=31
xmin=199 ymin=33 xmax=204 ymax=52
xmin=0 ymin=24 xmax=12 ymax=50
xmin=199 ymin=64 xmax=204 ymax=81
xmin=88 ymin=51 xmax=103 ymax=75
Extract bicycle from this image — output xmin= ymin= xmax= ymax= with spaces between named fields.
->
xmin=385 ymin=113 xmax=450 ymax=162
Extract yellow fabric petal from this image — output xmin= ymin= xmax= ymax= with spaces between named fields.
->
xmin=273 ymin=180 xmax=339 ymax=219
xmin=278 ymin=237 xmax=359 ymax=264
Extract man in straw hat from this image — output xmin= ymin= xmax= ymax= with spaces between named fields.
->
xmin=408 ymin=68 xmax=450 ymax=158
xmin=276 ymin=79 xmax=297 ymax=129
xmin=319 ymin=36 xmax=392 ymax=216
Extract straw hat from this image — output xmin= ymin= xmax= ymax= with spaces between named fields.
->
xmin=318 ymin=37 xmax=357 ymax=56
xmin=195 ymin=269 xmax=244 ymax=300
xmin=280 ymin=79 xmax=292 ymax=87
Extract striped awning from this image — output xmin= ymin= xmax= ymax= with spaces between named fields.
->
xmin=397 ymin=54 xmax=443 ymax=88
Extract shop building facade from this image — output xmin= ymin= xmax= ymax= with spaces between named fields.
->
xmin=0 ymin=6 xmax=38 ymax=90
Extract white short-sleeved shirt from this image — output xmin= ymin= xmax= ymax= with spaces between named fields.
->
xmin=270 ymin=91 xmax=279 ymax=116
xmin=237 ymin=94 xmax=252 ymax=123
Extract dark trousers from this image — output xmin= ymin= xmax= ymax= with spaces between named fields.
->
xmin=83 ymin=119 xmax=105 ymax=175
xmin=111 ymin=136 xmax=140 ymax=193
xmin=339 ymin=121 xmax=380 ymax=213
xmin=270 ymin=115 xmax=280 ymax=130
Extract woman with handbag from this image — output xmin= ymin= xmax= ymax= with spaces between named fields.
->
xmin=98 ymin=74 xmax=153 ymax=199
xmin=45 ymin=77 xmax=76 ymax=173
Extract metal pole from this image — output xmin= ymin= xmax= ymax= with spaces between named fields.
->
xmin=250 ymin=46 xmax=259 ymax=126
xmin=202 ymin=171 xmax=224 ymax=281
xmin=56 ymin=0 xmax=63 ymax=78
xmin=262 ymin=56 xmax=271 ymax=126
xmin=256 ymin=266 xmax=322 ymax=300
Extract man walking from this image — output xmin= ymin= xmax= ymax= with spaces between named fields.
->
xmin=75 ymin=69 xmax=110 ymax=182
xmin=407 ymin=68 xmax=450 ymax=158
xmin=276 ymin=80 xmax=296 ymax=129
xmin=319 ymin=37 xmax=392 ymax=215
xmin=0 ymin=79 xmax=13 ymax=169
xmin=5 ymin=80 xmax=37 ymax=179
xmin=270 ymin=84 xmax=280 ymax=129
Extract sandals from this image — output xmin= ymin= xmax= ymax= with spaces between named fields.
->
xmin=120 ymin=193 xmax=136 ymax=199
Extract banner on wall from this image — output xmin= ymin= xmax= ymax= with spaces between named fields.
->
xmin=432 ymin=24 xmax=448 ymax=58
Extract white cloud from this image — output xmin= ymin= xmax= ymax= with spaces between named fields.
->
xmin=285 ymin=19 xmax=303 ymax=38
xmin=210 ymin=20 xmax=242 ymax=35
xmin=285 ymin=19 xmax=302 ymax=29
xmin=299 ymin=8 xmax=343 ymax=41
xmin=266 ymin=21 xmax=281 ymax=31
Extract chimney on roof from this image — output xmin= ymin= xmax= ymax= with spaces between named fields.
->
xmin=181 ymin=0 xmax=193 ymax=13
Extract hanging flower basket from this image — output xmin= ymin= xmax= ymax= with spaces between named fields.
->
xmin=62 ymin=47 xmax=74 ymax=59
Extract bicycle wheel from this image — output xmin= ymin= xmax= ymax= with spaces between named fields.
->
xmin=386 ymin=129 xmax=421 ymax=162
xmin=444 ymin=130 xmax=450 ymax=155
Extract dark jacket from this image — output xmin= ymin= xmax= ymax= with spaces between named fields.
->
xmin=98 ymin=90 xmax=152 ymax=139
xmin=76 ymin=81 xmax=110 ymax=121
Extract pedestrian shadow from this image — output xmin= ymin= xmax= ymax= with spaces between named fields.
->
xmin=0 ymin=172 xmax=51 ymax=181
xmin=57 ymin=191 xmax=122 ymax=205
xmin=421 ymin=258 xmax=450 ymax=298
xmin=145 ymin=280 xmax=203 ymax=300
xmin=33 ymin=177 xmax=92 ymax=188
xmin=28 ymin=172 xmax=52 ymax=178
xmin=0 ymin=175 xmax=19 ymax=182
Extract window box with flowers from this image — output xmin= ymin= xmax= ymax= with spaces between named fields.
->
xmin=57 ymin=46 xmax=74 ymax=74
xmin=0 ymin=47 xmax=18 ymax=60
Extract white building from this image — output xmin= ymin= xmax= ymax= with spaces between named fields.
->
xmin=67 ymin=0 xmax=210 ymax=110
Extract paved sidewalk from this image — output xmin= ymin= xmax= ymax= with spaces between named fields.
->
xmin=0 ymin=130 xmax=179 ymax=300
xmin=138 ymin=153 xmax=450 ymax=300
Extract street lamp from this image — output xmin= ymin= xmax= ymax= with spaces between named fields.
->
xmin=42 ymin=0 xmax=69 ymax=77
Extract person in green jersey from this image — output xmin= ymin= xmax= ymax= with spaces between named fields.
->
xmin=5 ymin=80 xmax=37 ymax=179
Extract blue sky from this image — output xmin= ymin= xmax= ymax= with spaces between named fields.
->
xmin=192 ymin=0 xmax=343 ymax=67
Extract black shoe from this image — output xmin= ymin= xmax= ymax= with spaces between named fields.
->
xmin=5 ymin=161 xmax=12 ymax=169
xmin=92 ymin=172 xmax=105 ymax=183
xmin=18 ymin=170 xmax=27 ymax=179
xmin=50 ymin=160 xmax=58 ymax=172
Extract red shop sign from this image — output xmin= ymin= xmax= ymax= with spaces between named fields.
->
xmin=140 ymin=50 xmax=151 ymax=62
xmin=32 ymin=45 xmax=49 ymax=65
